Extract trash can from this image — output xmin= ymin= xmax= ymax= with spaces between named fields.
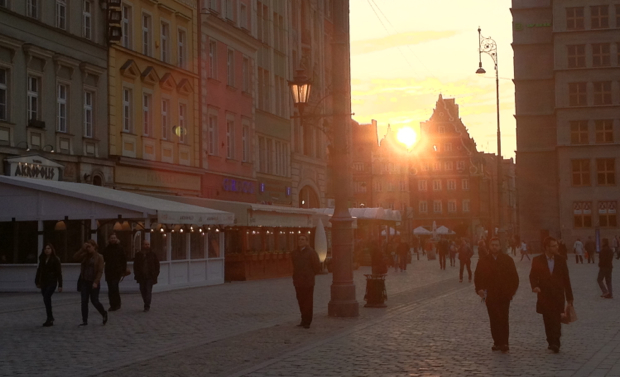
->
xmin=364 ymin=274 xmax=387 ymax=308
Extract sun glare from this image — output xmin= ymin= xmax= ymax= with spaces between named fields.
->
xmin=397 ymin=127 xmax=417 ymax=148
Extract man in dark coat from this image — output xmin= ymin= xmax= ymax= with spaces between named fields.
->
xmin=292 ymin=234 xmax=321 ymax=329
xmin=134 ymin=239 xmax=160 ymax=312
xmin=585 ymin=236 xmax=596 ymax=264
xmin=458 ymin=239 xmax=473 ymax=283
xmin=101 ymin=233 xmax=127 ymax=311
xmin=474 ymin=237 xmax=519 ymax=353
xmin=437 ymin=237 xmax=449 ymax=270
xmin=530 ymin=236 xmax=574 ymax=353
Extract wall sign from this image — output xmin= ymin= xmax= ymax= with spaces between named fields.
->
xmin=222 ymin=178 xmax=255 ymax=194
xmin=5 ymin=155 xmax=63 ymax=181
xmin=513 ymin=22 xmax=552 ymax=31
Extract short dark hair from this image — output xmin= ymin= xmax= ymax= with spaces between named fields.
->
xmin=602 ymin=238 xmax=609 ymax=247
xmin=489 ymin=237 xmax=500 ymax=243
xmin=543 ymin=236 xmax=557 ymax=249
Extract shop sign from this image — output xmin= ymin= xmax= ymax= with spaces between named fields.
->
xmin=513 ymin=22 xmax=552 ymax=31
xmin=222 ymin=178 xmax=255 ymax=194
xmin=5 ymin=155 xmax=63 ymax=181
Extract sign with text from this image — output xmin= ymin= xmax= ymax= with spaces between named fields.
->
xmin=5 ymin=155 xmax=63 ymax=181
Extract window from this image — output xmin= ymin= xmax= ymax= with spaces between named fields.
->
xmin=83 ymin=91 xmax=93 ymax=138
xmin=240 ymin=3 xmax=248 ymax=29
xmin=573 ymin=202 xmax=592 ymax=228
xmin=457 ymin=160 xmax=465 ymax=170
xmin=567 ymin=45 xmax=585 ymax=68
xmin=142 ymin=93 xmax=151 ymax=136
xmin=462 ymin=199 xmax=470 ymax=213
xmin=83 ymin=1 xmax=93 ymax=39
xmin=447 ymin=179 xmax=456 ymax=191
xmin=593 ymin=82 xmax=612 ymax=105
xmin=445 ymin=161 xmax=453 ymax=171
xmin=569 ymin=82 xmax=587 ymax=106
xmin=0 ymin=0 xmax=7 ymax=8
xmin=122 ymin=4 xmax=132 ymax=49
xmin=444 ymin=143 xmax=452 ymax=152
xmin=433 ymin=200 xmax=442 ymax=213
xmin=418 ymin=180 xmax=427 ymax=191
xmin=433 ymin=162 xmax=440 ymax=171
xmin=387 ymin=182 xmax=394 ymax=192
xmin=0 ymin=68 xmax=7 ymax=121
xmin=227 ymin=49 xmax=234 ymax=86
xmin=242 ymin=57 xmax=250 ymax=92
xmin=571 ymin=159 xmax=590 ymax=186
xmin=599 ymin=201 xmax=617 ymax=227
xmin=462 ymin=179 xmax=469 ymax=190
xmin=56 ymin=0 xmax=67 ymax=29
xmin=353 ymin=162 xmax=364 ymax=171
xmin=432 ymin=179 xmax=442 ymax=191
xmin=207 ymin=114 xmax=217 ymax=155
xmin=570 ymin=120 xmax=588 ymax=144
xmin=226 ymin=119 xmax=234 ymax=159
xmin=122 ymin=88 xmax=132 ymax=132
xmin=438 ymin=126 xmax=445 ymax=134
xmin=421 ymin=162 xmax=429 ymax=171
xmin=591 ymin=5 xmax=609 ymax=29
xmin=178 ymin=104 xmax=186 ymax=143
xmin=161 ymin=22 xmax=169 ymax=63
xmin=178 ymin=29 xmax=187 ymax=69
xmin=209 ymin=0 xmax=219 ymax=12
xmin=374 ymin=181 xmax=382 ymax=192
xmin=448 ymin=200 xmax=457 ymax=213
xmin=209 ymin=40 xmax=216 ymax=78
xmin=595 ymin=120 xmax=613 ymax=143
xmin=566 ymin=7 xmax=584 ymax=30
xmin=592 ymin=44 xmax=611 ymax=67
xmin=596 ymin=158 xmax=615 ymax=185
xmin=161 ymin=99 xmax=169 ymax=140
xmin=399 ymin=180 xmax=406 ymax=191
xmin=27 ymin=0 xmax=39 ymax=19
xmin=419 ymin=201 xmax=428 ymax=213
xmin=57 ymin=84 xmax=68 ymax=133
xmin=142 ymin=13 xmax=152 ymax=56
xmin=354 ymin=182 xmax=367 ymax=193
xmin=225 ymin=0 xmax=234 ymax=20
xmin=242 ymin=125 xmax=249 ymax=162
xmin=27 ymin=76 xmax=39 ymax=121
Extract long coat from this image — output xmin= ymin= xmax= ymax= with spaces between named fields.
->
xmin=474 ymin=253 xmax=519 ymax=304
xmin=101 ymin=243 xmax=127 ymax=281
xmin=529 ymin=254 xmax=573 ymax=314
xmin=291 ymin=246 xmax=321 ymax=288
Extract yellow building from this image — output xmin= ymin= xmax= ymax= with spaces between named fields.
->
xmin=109 ymin=0 xmax=201 ymax=195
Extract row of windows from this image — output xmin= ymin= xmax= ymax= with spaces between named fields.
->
xmin=257 ymin=136 xmax=289 ymax=177
xmin=567 ymin=43 xmax=620 ymax=68
xmin=568 ymin=81 xmax=617 ymax=107
xmin=571 ymin=158 xmax=615 ymax=186
xmin=573 ymin=201 xmax=617 ymax=228
xmin=121 ymin=3 xmax=187 ymax=69
xmin=366 ymin=180 xmax=407 ymax=192
xmin=570 ymin=120 xmax=616 ymax=144
xmin=206 ymin=114 xmax=250 ymax=163
xmin=418 ymin=199 xmax=470 ymax=214
xmin=208 ymin=40 xmax=252 ymax=92
xmin=418 ymin=179 xmax=469 ymax=191
xmin=208 ymin=0 xmax=250 ymax=31
xmin=19 ymin=0 xmax=95 ymax=40
xmin=566 ymin=5 xmax=620 ymax=30
xmin=420 ymin=160 xmax=467 ymax=172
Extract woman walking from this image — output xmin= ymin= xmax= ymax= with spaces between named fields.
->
xmin=35 ymin=244 xmax=63 ymax=327
xmin=74 ymin=240 xmax=108 ymax=326
xmin=598 ymin=238 xmax=613 ymax=299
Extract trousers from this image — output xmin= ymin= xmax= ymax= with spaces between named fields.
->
xmin=459 ymin=260 xmax=472 ymax=281
xmin=80 ymin=281 xmax=106 ymax=323
xmin=542 ymin=311 xmax=562 ymax=347
xmin=107 ymin=279 xmax=121 ymax=309
xmin=139 ymin=279 xmax=154 ymax=309
xmin=295 ymin=285 xmax=315 ymax=326
xmin=486 ymin=300 xmax=510 ymax=347
xmin=597 ymin=267 xmax=612 ymax=295
xmin=438 ymin=253 xmax=446 ymax=270
xmin=41 ymin=284 xmax=57 ymax=320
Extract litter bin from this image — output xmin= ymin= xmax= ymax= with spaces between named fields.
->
xmin=364 ymin=274 xmax=387 ymax=308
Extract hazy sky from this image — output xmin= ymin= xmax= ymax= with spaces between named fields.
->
xmin=349 ymin=0 xmax=516 ymax=158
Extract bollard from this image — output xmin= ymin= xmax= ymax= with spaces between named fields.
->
xmin=364 ymin=274 xmax=387 ymax=308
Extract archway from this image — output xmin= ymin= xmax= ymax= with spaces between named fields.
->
xmin=299 ymin=186 xmax=320 ymax=208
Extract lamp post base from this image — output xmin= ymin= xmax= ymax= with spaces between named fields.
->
xmin=328 ymin=283 xmax=359 ymax=317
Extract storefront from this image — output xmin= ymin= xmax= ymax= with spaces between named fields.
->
xmin=0 ymin=176 xmax=234 ymax=292
xmin=150 ymin=196 xmax=328 ymax=281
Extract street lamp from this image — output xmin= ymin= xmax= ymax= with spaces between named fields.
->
xmin=476 ymin=27 xmax=504 ymax=246
xmin=288 ymin=69 xmax=312 ymax=116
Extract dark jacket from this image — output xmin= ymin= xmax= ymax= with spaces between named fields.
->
xmin=134 ymin=250 xmax=160 ymax=284
xmin=529 ymin=254 xmax=573 ymax=314
xmin=458 ymin=244 xmax=473 ymax=261
xmin=73 ymin=249 xmax=104 ymax=284
xmin=396 ymin=242 xmax=409 ymax=257
xmin=292 ymin=246 xmax=321 ymax=288
xmin=558 ymin=243 xmax=568 ymax=260
xmin=370 ymin=242 xmax=387 ymax=275
xmin=101 ymin=243 xmax=127 ymax=281
xmin=35 ymin=254 xmax=63 ymax=288
xmin=599 ymin=246 xmax=614 ymax=269
xmin=474 ymin=252 xmax=519 ymax=304
xmin=437 ymin=239 xmax=449 ymax=256
xmin=585 ymin=240 xmax=596 ymax=253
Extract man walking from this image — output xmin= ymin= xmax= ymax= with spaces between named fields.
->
xmin=529 ymin=237 xmax=574 ymax=353
xmin=134 ymin=240 xmax=160 ymax=312
xmin=520 ymin=240 xmax=530 ymax=261
xmin=474 ymin=238 xmax=519 ymax=353
xmin=437 ymin=237 xmax=448 ymax=270
xmin=458 ymin=239 xmax=473 ymax=283
xmin=292 ymin=235 xmax=321 ymax=329
xmin=598 ymin=238 xmax=613 ymax=299
xmin=101 ymin=233 xmax=127 ymax=311
xmin=573 ymin=238 xmax=585 ymax=264
xmin=396 ymin=237 xmax=409 ymax=271
xmin=585 ymin=236 xmax=596 ymax=264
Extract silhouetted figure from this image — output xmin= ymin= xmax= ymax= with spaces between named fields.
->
xmin=459 ymin=240 xmax=473 ymax=283
xmin=101 ymin=233 xmax=127 ymax=311
xmin=292 ymin=235 xmax=321 ymax=329
xmin=585 ymin=236 xmax=596 ymax=264
xmin=35 ymin=244 xmax=63 ymax=327
xmin=598 ymin=238 xmax=613 ymax=299
xmin=134 ymin=240 xmax=160 ymax=312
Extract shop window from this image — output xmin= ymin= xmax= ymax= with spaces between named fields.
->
xmin=208 ymin=230 xmax=221 ymax=258
xmin=0 ymin=221 xmax=38 ymax=264
xmin=150 ymin=232 xmax=168 ymax=261
xmin=225 ymin=229 xmax=242 ymax=254
xmin=599 ymin=201 xmax=617 ymax=227
xmin=249 ymin=230 xmax=262 ymax=252
xmin=42 ymin=220 xmax=91 ymax=263
xmin=171 ymin=232 xmax=187 ymax=260
xmin=190 ymin=232 xmax=205 ymax=259
xmin=574 ymin=202 xmax=592 ymax=228
xmin=567 ymin=45 xmax=585 ymax=68
xmin=570 ymin=120 xmax=588 ymax=144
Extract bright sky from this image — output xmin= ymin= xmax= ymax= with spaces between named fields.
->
xmin=350 ymin=0 xmax=516 ymax=158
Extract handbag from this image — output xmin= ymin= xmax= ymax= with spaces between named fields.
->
xmin=561 ymin=304 xmax=577 ymax=324
xmin=76 ymin=274 xmax=84 ymax=292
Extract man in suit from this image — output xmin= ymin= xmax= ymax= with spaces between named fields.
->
xmin=101 ymin=233 xmax=127 ymax=311
xmin=530 ymin=236 xmax=574 ymax=353
xmin=292 ymin=235 xmax=321 ymax=329
xmin=474 ymin=237 xmax=519 ymax=353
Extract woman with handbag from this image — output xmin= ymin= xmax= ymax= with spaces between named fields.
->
xmin=35 ymin=243 xmax=63 ymax=327
xmin=74 ymin=240 xmax=108 ymax=326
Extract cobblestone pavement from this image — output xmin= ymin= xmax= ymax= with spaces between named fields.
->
xmin=2 ymin=255 xmax=620 ymax=377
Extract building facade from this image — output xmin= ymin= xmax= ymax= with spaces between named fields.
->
xmin=0 ymin=0 xmax=110 ymax=185
xmin=512 ymin=0 xmax=620 ymax=247
xmin=351 ymin=119 xmax=378 ymax=208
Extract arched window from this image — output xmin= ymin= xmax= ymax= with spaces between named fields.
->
xmin=299 ymin=186 xmax=320 ymax=208
xmin=93 ymin=175 xmax=103 ymax=186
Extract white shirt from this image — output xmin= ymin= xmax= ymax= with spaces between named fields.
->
xmin=521 ymin=242 xmax=527 ymax=251
xmin=574 ymin=241 xmax=585 ymax=255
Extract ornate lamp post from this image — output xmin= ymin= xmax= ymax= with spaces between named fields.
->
xmin=288 ymin=0 xmax=358 ymax=318
xmin=476 ymin=27 xmax=504 ymax=245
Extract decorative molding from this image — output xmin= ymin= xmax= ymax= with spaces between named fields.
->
xmin=157 ymin=3 xmax=175 ymax=14
xmin=175 ymin=11 xmax=192 ymax=21
xmin=53 ymin=54 xmax=80 ymax=79
xmin=177 ymin=78 xmax=193 ymax=95
xmin=23 ymin=44 xmax=53 ymax=71
xmin=119 ymin=59 xmax=140 ymax=79
xmin=141 ymin=66 xmax=160 ymax=85
xmin=159 ymin=72 xmax=177 ymax=90
xmin=80 ymin=62 xmax=106 ymax=86
xmin=0 ymin=35 xmax=22 ymax=63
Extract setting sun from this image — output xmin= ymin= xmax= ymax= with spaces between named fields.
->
xmin=396 ymin=127 xmax=417 ymax=148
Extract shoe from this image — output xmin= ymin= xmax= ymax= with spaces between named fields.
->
xmin=144 ymin=307 xmax=150 ymax=312
xmin=42 ymin=320 xmax=53 ymax=327
xmin=108 ymin=307 xmax=119 ymax=312
xmin=605 ymin=294 xmax=613 ymax=299
xmin=601 ymin=294 xmax=607 ymax=297
xmin=303 ymin=324 xmax=310 ymax=329
xmin=102 ymin=312 xmax=108 ymax=325
xmin=78 ymin=322 xmax=88 ymax=326
xmin=296 ymin=323 xmax=304 ymax=327
xmin=500 ymin=345 xmax=509 ymax=353
xmin=492 ymin=345 xmax=501 ymax=351
xmin=550 ymin=345 xmax=560 ymax=353
xmin=459 ymin=280 xmax=463 ymax=283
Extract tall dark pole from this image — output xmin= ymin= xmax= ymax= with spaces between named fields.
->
xmin=328 ymin=0 xmax=359 ymax=317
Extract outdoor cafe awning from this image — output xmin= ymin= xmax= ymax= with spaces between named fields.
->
xmin=0 ymin=176 xmax=234 ymax=225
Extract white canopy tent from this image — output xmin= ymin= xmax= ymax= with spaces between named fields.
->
xmin=413 ymin=226 xmax=432 ymax=235
xmin=436 ymin=225 xmax=456 ymax=235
